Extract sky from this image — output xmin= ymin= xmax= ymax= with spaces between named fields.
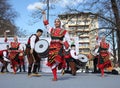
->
xmin=8 ymin=0 xmax=84 ymax=35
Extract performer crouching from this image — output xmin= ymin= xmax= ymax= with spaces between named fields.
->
xmin=0 ymin=45 xmax=10 ymax=73
xmin=26 ymin=29 xmax=43 ymax=77
xmin=64 ymin=44 xmax=80 ymax=76
xmin=97 ymin=36 xmax=112 ymax=77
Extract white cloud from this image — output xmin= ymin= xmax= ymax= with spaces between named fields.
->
xmin=99 ymin=29 xmax=106 ymax=33
xmin=58 ymin=0 xmax=84 ymax=7
xmin=27 ymin=2 xmax=44 ymax=11
xmin=27 ymin=0 xmax=84 ymax=11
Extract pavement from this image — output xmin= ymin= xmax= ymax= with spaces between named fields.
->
xmin=0 ymin=72 xmax=120 ymax=88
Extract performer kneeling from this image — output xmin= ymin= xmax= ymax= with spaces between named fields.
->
xmin=64 ymin=44 xmax=79 ymax=76
xmin=0 ymin=45 xmax=10 ymax=73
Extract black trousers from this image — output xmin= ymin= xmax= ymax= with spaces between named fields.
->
xmin=93 ymin=57 xmax=100 ymax=72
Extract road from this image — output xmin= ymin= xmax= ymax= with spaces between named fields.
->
xmin=0 ymin=72 xmax=120 ymax=88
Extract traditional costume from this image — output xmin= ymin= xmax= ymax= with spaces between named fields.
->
xmin=97 ymin=39 xmax=112 ymax=77
xmin=9 ymin=41 xmax=20 ymax=74
xmin=26 ymin=34 xmax=40 ymax=76
xmin=43 ymin=19 xmax=70 ymax=81
xmin=0 ymin=49 xmax=10 ymax=73
xmin=65 ymin=44 xmax=81 ymax=75
xmin=5 ymin=35 xmax=21 ymax=74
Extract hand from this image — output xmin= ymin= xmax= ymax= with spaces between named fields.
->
xmin=42 ymin=11 xmax=46 ymax=15
xmin=4 ymin=31 xmax=6 ymax=34
xmin=30 ymin=49 xmax=33 ymax=54
xmin=95 ymin=45 xmax=99 ymax=49
xmin=4 ymin=58 xmax=10 ymax=62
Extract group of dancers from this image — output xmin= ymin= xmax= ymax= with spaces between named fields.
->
xmin=0 ymin=11 xmax=117 ymax=81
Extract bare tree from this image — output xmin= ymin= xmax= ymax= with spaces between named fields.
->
xmin=29 ymin=0 xmax=120 ymax=64
xmin=111 ymin=0 xmax=120 ymax=65
xmin=0 ymin=0 xmax=18 ymax=36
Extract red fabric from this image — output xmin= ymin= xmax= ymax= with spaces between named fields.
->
xmin=63 ymin=41 xmax=69 ymax=49
xmin=100 ymin=52 xmax=109 ymax=57
xmin=55 ymin=55 xmax=62 ymax=63
xmin=64 ymin=54 xmax=71 ymax=59
xmin=47 ymin=42 xmax=62 ymax=67
xmin=98 ymin=64 xmax=104 ymax=69
xmin=98 ymin=60 xmax=111 ymax=69
xmin=43 ymin=20 xmax=49 ymax=25
xmin=52 ymin=67 xmax=57 ymax=80
xmin=9 ymin=52 xmax=18 ymax=59
xmin=47 ymin=27 xmax=67 ymax=70
xmin=10 ymin=42 xmax=20 ymax=48
xmin=11 ymin=59 xmax=18 ymax=73
xmin=101 ymin=69 xmax=104 ymax=76
xmin=19 ymin=56 xmax=24 ymax=65
xmin=104 ymin=60 xmax=112 ymax=67
xmin=50 ymin=28 xmax=67 ymax=37
xmin=100 ymin=42 xmax=109 ymax=49
xmin=0 ymin=50 xmax=7 ymax=56
xmin=4 ymin=38 xmax=7 ymax=42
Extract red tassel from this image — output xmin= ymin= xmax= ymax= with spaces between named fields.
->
xmin=63 ymin=41 xmax=69 ymax=49
xmin=43 ymin=20 xmax=49 ymax=25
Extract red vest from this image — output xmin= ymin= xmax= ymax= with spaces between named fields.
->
xmin=64 ymin=50 xmax=71 ymax=59
xmin=27 ymin=34 xmax=39 ymax=45
xmin=10 ymin=42 xmax=20 ymax=49
xmin=51 ymin=28 xmax=66 ymax=40
xmin=100 ymin=42 xmax=109 ymax=49
xmin=100 ymin=42 xmax=109 ymax=57
xmin=0 ymin=50 xmax=8 ymax=56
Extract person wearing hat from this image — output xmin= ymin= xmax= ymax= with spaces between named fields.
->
xmin=42 ymin=11 xmax=71 ymax=81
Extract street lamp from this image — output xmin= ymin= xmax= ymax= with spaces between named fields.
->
xmin=47 ymin=0 xmax=49 ymax=21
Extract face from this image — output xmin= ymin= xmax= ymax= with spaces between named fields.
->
xmin=54 ymin=19 xmax=61 ymax=28
xmin=101 ymin=36 xmax=105 ymax=42
xmin=6 ymin=45 xmax=9 ymax=50
xmin=71 ymin=46 xmax=75 ymax=50
xmin=14 ymin=36 xmax=18 ymax=42
xmin=37 ymin=32 xmax=42 ymax=37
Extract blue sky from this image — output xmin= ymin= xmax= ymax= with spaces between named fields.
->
xmin=9 ymin=0 xmax=42 ymax=35
xmin=9 ymin=0 xmax=84 ymax=35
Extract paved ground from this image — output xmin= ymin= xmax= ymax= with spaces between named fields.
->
xmin=0 ymin=72 xmax=120 ymax=88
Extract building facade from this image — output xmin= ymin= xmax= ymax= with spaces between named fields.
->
xmin=58 ymin=12 xmax=98 ymax=55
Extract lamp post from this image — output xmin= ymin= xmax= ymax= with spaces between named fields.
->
xmin=47 ymin=0 xmax=49 ymax=22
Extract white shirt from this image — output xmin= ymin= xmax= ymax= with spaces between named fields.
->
xmin=30 ymin=35 xmax=37 ymax=49
xmin=3 ymin=51 xmax=10 ymax=62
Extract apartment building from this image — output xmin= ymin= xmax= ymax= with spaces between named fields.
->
xmin=58 ymin=12 xmax=98 ymax=55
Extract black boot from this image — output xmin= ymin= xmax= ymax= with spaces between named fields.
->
xmin=28 ymin=66 xmax=32 ymax=75
xmin=19 ymin=66 xmax=22 ymax=72
xmin=23 ymin=65 xmax=26 ymax=72
xmin=32 ymin=64 xmax=38 ymax=74
xmin=5 ymin=62 xmax=9 ymax=72
xmin=1 ymin=66 xmax=5 ymax=73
